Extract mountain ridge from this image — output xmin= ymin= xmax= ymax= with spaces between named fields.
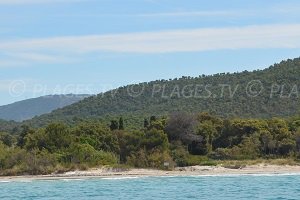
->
xmin=22 ymin=57 xmax=300 ymax=128
xmin=0 ymin=94 xmax=91 ymax=122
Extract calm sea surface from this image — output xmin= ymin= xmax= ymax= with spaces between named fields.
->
xmin=1 ymin=174 xmax=300 ymax=200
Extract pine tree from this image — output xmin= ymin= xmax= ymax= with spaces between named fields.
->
xmin=119 ymin=117 xmax=124 ymax=130
xmin=144 ymin=118 xmax=149 ymax=128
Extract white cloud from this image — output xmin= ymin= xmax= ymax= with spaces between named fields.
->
xmin=1 ymin=24 xmax=300 ymax=67
xmin=0 ymin=53 xmax=72 ymax=67
xmin=1 ymin=24 xmax=300 ymax=55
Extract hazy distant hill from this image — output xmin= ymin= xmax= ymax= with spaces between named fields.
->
xmin=0 ymin=94 xmax=90 ymax=122
xmin=27 ymin=58 xmax=300 ymax=127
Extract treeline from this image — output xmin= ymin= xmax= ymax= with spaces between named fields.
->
xmin=0 ymin=112 xmax=300 ymax=175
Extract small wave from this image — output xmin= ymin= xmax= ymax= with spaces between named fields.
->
xmin=240 ymin=173 xmax=300 ymax=177
xmin=38 ymin=179 xmax=57 ymax=182
xmin=19 ymin=180 xmax=33 ymax=183
xmin=102 ymin=176 xmax=140 ymax=180
xmin=61 ymin=178 xmax=84 ymax=182
xmin=0 ymin=180 xmax=11 ymax=183
xmin=185 ymin=173 xmax=300 ymax=177
xmin=153 ymin=175 xmax=176 ymax=178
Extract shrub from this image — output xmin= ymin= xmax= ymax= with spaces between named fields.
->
xmin=170 ymin=143 xmax=190 ymax=167
xmin=65 ymin=143 xmax=117 ymax=166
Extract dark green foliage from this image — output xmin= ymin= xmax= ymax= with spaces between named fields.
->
xmin=109 ymin=120 xmax=119 ymax=131
xmin=17 ymin=125 xmax=35 ymax=148
xmin=143 ymin=129 xmax=169 ymax=151
xmin=0 ymin=132 xmax=15 ymax=147
xmin=150 ymin=116 xmax=157 ymax=124
xmin=0 ymin=120 xmax=20 ymax=133
xmin=144 ymin=118 xmax=149 ymax=128
xmin=117 ymin=130 xmax=145 ymax=163
xmin=72 ymin=122 xmax=119 ymax=153
xmin=170 ymin=142 xmax=190 ymax=167
xmin=44 ymin=123 xmax=71 ymax=152
xmin=196 ymin=113 xmax=223 ymax=154
xmin=119 ymin=117 xmax=124 ymax=130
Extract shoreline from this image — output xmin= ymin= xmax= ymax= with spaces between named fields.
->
xmin=1 ymin=164 xmax=300 ymax=181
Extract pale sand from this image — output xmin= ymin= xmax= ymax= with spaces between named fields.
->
xmin=1 ymin=165 xmax=300 ymax=181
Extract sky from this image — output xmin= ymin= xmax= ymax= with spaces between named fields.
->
xmin=1 ymin=0 xmax=300 ymax=105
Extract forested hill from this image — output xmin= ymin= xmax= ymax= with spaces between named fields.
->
xmin=27 ymin=58 xmax=300 ymax=127
xmin=0 ymin=94 xmax=90 ymax=122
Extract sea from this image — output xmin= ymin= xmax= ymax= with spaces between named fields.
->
xmin=1 ymin=174 xmax=300 ymax=200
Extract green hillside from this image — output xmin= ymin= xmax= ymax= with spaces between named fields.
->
xmin=26 ymin=58 xmax=300 ymax=128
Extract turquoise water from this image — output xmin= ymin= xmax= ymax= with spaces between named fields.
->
xmin=1 ymin=174 xmax=300 ymax=200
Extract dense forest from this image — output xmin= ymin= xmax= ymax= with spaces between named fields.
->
xmin=22 ymin=58 xmax=300 ymax=129
xmin=1 ymin=112 xmax=300 ymax=175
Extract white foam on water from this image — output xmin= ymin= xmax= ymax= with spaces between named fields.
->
xmin=241 ymin=173 xmax=300 ymax=177
xmin=0 ymin=180 xmax=11 ymax=183
xmin=131 ymin=173 xmax=300 ymax=179
xmin=185 ymin=173 xmax=300 ymax=177
xmin=93 ymin=173 xmax=300 ymax=180
xmin=38 ymin=179 xmax=56 ymax=182
xmin=19 ymin=180 xmax=33 ymax=182
xmin=61 ymin=178 xmax=84 ymax=182
xmin=102 ymin=176 xmax=140 ymax=180
xmin=155 ymin=175 xmax=177 ymax=178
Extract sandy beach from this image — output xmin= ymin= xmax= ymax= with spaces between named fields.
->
xmin=1 ymin=164 xmax=300 ymax=182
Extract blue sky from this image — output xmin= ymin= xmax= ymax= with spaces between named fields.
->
xmin=1 ymin=0 xmax=300 ymax=105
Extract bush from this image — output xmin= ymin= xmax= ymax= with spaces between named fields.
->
xmin=171 ymin=145 xmax=189 ymax=167
xmin=186 ymin=155 xmax=216 ymax=166
xmin=0 ymin=148 xmax=58 ymax=175
xmin=65 ymin=143 xmax=117 ymax=166
xmin=127 ymin=149 xmax=174 ymax=169
xmin=278 ymin=138 xmax=296 ymax=155
xmin=126 ymin=149 xmax=148 ymax=168
xmin=147 ymin=149 xmax=174 ymax=169
xmin=23 ymin=149 xmax=58 ymax=175
xmin=209 ymin=148 xmax=233 ymax=160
